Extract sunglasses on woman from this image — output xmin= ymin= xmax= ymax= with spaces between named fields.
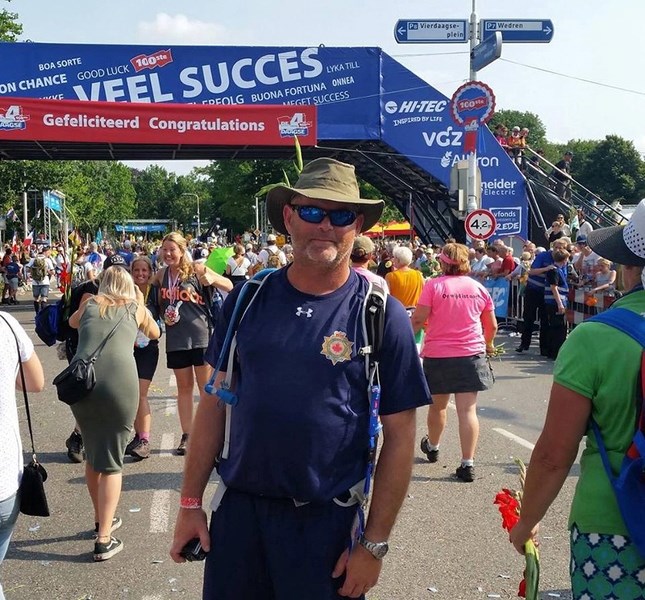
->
xmin=290 ymin=204 xmax=358 ymax=228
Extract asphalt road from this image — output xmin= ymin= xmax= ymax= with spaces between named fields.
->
xmin=1 ymin=300 xmax=576 ymax=600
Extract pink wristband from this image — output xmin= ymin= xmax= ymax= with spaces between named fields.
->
xmin=180 ymin=497 xmax=202 ymax=509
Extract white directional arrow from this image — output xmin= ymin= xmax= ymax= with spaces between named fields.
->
xmin=398 ymin=26 xmax=406 ymax=37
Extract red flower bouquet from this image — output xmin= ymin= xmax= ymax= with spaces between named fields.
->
xmin=494 ymin=459 xmax=540 ymax=600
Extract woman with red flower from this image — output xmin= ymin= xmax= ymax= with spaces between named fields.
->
xmin=510 ymin=201 xmax=645 ymax=599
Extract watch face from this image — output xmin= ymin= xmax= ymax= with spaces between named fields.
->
xmin=372 ymin=542 xmax=389 ymax=559
xmin=361 ymin=536 xmax=389 ymax=559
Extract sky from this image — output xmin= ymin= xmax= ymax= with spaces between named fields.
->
xmin=10 ymin=0 xmax=645 ymax=175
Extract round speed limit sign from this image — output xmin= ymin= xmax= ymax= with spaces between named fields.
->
xmin=464 ymin=209 xmax=497 ymax=240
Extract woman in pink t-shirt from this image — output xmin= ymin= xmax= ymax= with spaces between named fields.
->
xmin=411 ymin=243 xmax=498 ymax=482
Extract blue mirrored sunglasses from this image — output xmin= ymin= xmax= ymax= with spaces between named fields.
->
xmin=290 ymin=204 xmax=358 ymax=227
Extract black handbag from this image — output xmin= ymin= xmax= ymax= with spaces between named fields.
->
xmin=0 ymin=314 xmax=50 ymax=517
xmin=52 ymin=307 xmax=128 ymax=405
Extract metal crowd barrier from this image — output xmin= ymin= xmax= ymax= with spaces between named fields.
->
xmin=487 ymin=278 xmax=617 ymax=333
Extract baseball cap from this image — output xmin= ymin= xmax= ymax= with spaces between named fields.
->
xmin=351 ymin=235 xmax=375 ymax=258
xmin=123 ymin=239 xmax=132 ymax=248
xmin=103 ymin=254 xmax=127 ymax=270
xmin=267 ymin=234 xmax=277 ymax=243
xmin=576 ymin=235 xmax=588 ymax=244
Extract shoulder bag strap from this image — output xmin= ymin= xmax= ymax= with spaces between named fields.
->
xmin=0 ymin=314 xmax=37 ymax=455
xmin=85 ymin=303 xmax=132 ymax=361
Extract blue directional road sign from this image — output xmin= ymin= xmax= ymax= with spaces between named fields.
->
xmin=471 ymin=31 xmax=502 ymax=72
xmin=481 ymin=19 xmax=554 ymax=43
xmin=394 ymin=19 xmax=468 ymax=44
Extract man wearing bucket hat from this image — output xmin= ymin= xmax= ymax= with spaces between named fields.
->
xmin=510 ymin=199 xmax=645 ymax=598
xmin=171 ymin=157 xmax=430 ymax=599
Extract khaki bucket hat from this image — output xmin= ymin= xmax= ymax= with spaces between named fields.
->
xmin=266 ymin=157 xmax=384 ymax=234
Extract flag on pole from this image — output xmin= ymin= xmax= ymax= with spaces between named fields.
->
xmin=23 ymin=229 xmax=34 ymax=247
xmin=11 ymin=231 xmax=18 ymax=253
xmin=5 ymin=207 xmax=17 ymax=221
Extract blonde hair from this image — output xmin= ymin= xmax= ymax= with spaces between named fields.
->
xmin=131 ymin=255 xmax=153 ymax=277
xmin=597 ymin=258 xmax=612 ymax=268
xmin=95 ymin=266 xmax=136 ymax=317
xmin=162 ymin=231 xmax=193 ymax=282
xmin=233 ymin=243 xmax=245 ymax=258
xmin=440 ymin=243 xmax=471 ymax=275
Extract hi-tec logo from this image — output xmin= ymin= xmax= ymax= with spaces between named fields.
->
xmin=422 ymin=126 xmax=462 ymax=147
xmin=384 ymin=100 xmax=447 ymax=114
xmin=296 ymin=306 xmax=313 ymax=318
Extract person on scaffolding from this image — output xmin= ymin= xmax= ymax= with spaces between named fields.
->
xmin=551 ymin=150 xmax=574 ymax=202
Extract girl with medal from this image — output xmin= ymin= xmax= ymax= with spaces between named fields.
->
xmin=126 ymin=256 xmax=160 ymax=460
xmin=152 ymin=232 xmax=232 ymax=456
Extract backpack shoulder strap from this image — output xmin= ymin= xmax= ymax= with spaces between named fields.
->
xmin=587 ymin=308 xmax=645 ymax=347
xmin=360 ymin=280 xmax=387 ymax=376
xmin=587 ymin=307 xmax=645 ymax=480
xmin=204 ymin=268 xmax=276 ymax=460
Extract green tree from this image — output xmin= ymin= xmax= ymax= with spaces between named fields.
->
xmin=488 ymin=109 xmax=548 ymax=151
xmin=63 ymin=161 xmax=136 ymax=232
xmin=579 ymin=135 xmax=645 ymax=203
xmin=0 ymin=0 xmax=22 ymax=41
xmin=545 ymin=139 xmax=599 ymax=185
xmin=131 ymin=165 xmax=178 ymax=219
xmin=198 ymin=159 xmax=291 ymax=234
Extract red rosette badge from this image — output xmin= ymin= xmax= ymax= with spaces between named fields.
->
xmin=450 ymin=81 xmax=496 ymax=154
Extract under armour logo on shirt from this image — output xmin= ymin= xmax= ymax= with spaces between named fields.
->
xmin=296 ymin=307 xmax=313 ymax=318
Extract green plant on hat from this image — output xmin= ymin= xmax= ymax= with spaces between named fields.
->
xmin=256 ymin=136 xmax=303 ymax=199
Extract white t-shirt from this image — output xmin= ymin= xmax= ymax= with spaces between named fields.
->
xmin=578 ymin=251 xmax=601 ymax=280
xmin=259 ymin=245 xmax=287 ymax=267
xmin=226 ymin=256 xmax=251 ymax=277
xmin=471 ymin=255 xmax=493 ymax=274
xmin=0 ymin=312 xmax=34 ymax=501
xmin=578 ymin=220 xmax=593 ymax=238
xmin=27 ymin=256 xmax=55 ymax=285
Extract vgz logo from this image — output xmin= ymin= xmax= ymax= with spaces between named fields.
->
xmin=422 ymin=126 xmax=462 ymax=147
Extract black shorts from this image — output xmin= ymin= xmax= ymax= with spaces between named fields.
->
xmin=167 ymin=347 xmax=206 ymax=370
xmin=422 ymin=354 xmax=493 ymax=395
xmin=134 ymin=341 xmax=160 ymax=381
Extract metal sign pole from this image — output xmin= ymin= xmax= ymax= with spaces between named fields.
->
xmin=467 ymin=0 xmax=479 ymax=214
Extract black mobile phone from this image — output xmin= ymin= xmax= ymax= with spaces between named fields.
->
xmin=180 ymin=538 xmax=207 ymax=562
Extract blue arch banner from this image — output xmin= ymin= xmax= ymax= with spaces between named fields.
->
xmin=0 ymin=43 xmax=527 ymax=238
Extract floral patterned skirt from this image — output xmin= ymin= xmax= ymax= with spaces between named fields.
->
xmin=570 ymin=524 xmax=645 ymax=599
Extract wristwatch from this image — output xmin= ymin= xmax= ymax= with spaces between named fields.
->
xmin=358 ymin=534 xmax=389 ymax=559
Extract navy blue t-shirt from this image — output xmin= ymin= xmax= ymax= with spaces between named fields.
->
xmin=5 ymin=262 xmax=20 ymax=278
xmin=526 ymin=250 xmax=555 ymax=290
xmin=117 ymin=250 xmax=134 ymax=266
xmin=208 ymin=267 xmax=430 ymax=503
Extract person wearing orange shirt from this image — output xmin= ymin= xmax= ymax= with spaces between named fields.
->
xmin=385 ymin=246 xmax=424 ymax=308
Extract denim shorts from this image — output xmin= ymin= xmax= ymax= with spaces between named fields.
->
xmin=32 ymin=284 xmax=49 ymax=299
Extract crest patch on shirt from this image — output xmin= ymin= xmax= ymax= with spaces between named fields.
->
xmin=321 ymin=331 xmax=353 ymax=365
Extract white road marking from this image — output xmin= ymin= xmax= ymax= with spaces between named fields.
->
xmin=493 ymin=427 xmax=535 ymax=451
xmin=149 ymin=489 xmax=170 ymax=533
xmin=159 ymin=433 xmax=175 ymax=457
xmin=165 ymin=397 xmax=177 ymax=416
